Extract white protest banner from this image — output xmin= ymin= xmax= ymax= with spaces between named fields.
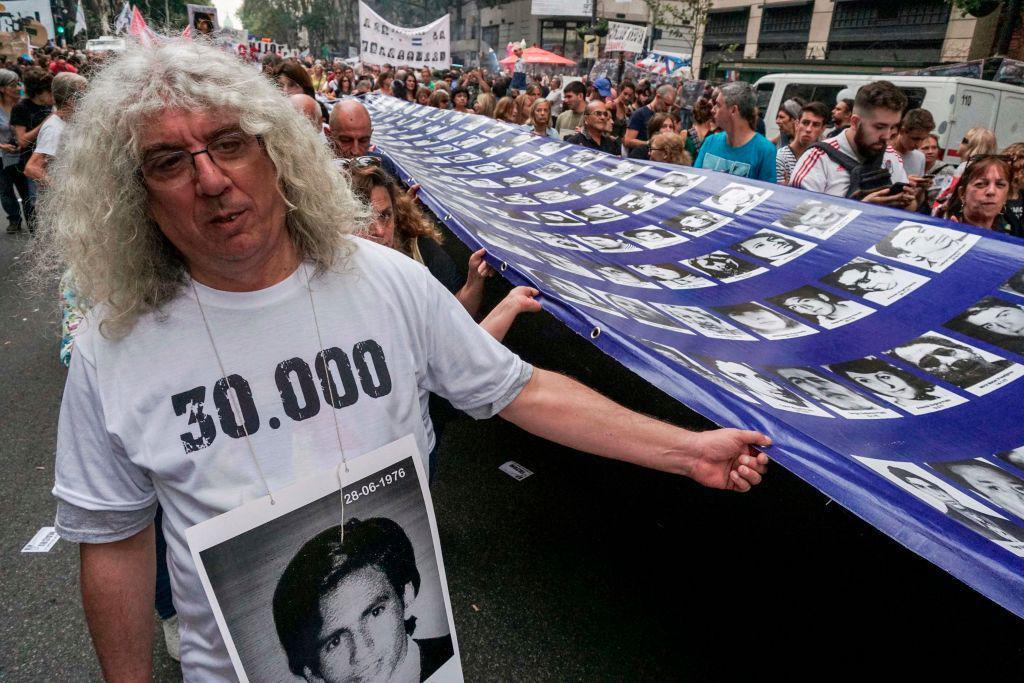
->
xmin=187 ymin=435 xmax=463 ymax=682
xmin=605 ymin=21 xmax=647 ymax=54
xmin=0 ymin=0 xmax=54 ymax=44
xmin=359 ymin=1 xmax=450 ymax=70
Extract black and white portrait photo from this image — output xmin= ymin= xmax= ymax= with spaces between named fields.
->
xmin=997 ymin=446 xmax=1024 ymax=471
xmin=593 ymin=264 xmax=660 ymax=289
xmin=771 ymin=199 xmax=859 ymax=239
xmin=533 ymin=231 xmax=591 ymax=251
xmin=819 ymin=257 xmax=929 ymax=305
xmin=599 ymin=159 xmax=647 ymax=180
xmin=530 ymin=162 xmax=574 ymax=181
xmin=571 ymin=234 xmax=641 ymax=253
xmin=594 ymin=291 xmax=694 ymax=333
xmin=662 ymin=208 xmax=731 ymax=237
xmin=684 ymin=251 xmax=767 ymax=283
xmin=855 ymin=458 xmax=1024 ymax=553
xmin=644 ymin=171 xmax=705 ymax=197
xmin=650 ymin=304 xmax=757 ymax=340
xmin=567 ymin=205 xmax=628 ymax=224
xmin=700 ymin=182 xmax=772 ymax=215
xmin=186 ymin=439 xmax=462 ymax=683
xmin=714 ymin=303 xmax=816 ymax=340
xmin=568 ymin=176 xmax=617 ymax=196
xmin=523 ymin=210 xmax=584 ymax=227
xmin=611 ymin=191 xmax=669 ymax=214
xmin=535 ymin=249 xmax=603 ymax=279
xmin=829 ymin=356 xmax=968 ymax=415
xmin=731 ymin=230 xmax=815 ymax=266
xmin=488 ymin=192 xmax=539 ymax=205
xmin=469 ymin=162 xmax=508 ymax=175
xmin=867 ymin=221 xmax=980 ymax=273
xmin=480 ymin=123 xmax=510 ymax=138
xmin=627 ymin=263 xmax=715 ymax=290
xmin=520 ymin=266 xmax=605 ymax=309
xmin=465 ymin=178 xmax=503 ymax=189
xmin=711 ymin=360 xmax=831 ymax=416
xmin=507 ymin=151 xmax=540 ymax=167
xmin=637 ymin=339 xmax=760 ymax=404
xmin=888 ymin=331 xmax=1023 ymax=396
xmin=564 ymin=149 xmax=603 ymax=167
xmin=535 ymin=141 xmax=565 ymax=156
xmin=502 ymin=174 xmax=540 ymax=188
xmin=944 ymin=296 xmax=1024 ymax=355
xmin=767 ymin=285 xmax=875 ymax=329
xmin=1000 ymin=268 xmax=1024 ymax=299
xmin=474 ymin=230 xmax=542 ymax=262
xmin=930 ymin=458 xmax=1024 ymax=522
xmin=619 ymin=226 xmax=689 ymax=249
xmin=448 ymin=152 xmax=480 ymax=163
xmin=531 ymin=189 xmax=581 ymax=204
xmin=774 ymin=367 xmax=898 ymax=419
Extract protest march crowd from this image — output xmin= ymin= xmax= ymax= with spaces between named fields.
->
xmin=11 ymin=32 xmax=1023 ymax=681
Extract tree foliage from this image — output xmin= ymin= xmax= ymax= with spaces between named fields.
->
xmin=640 ymin=0 xmax=712 ymax=49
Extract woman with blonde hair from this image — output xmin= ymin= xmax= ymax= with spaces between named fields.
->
xmin=514 ymin=93 xmax=532 ymax=124
xmin=649 ymin=132 xmax=691 ymax=166
xmin=494 ymin=96 xmax=518 ymax=123
xmin=473 ymin=92 xmax=497 ymax=118
xmin=934 ymin=126 xmax=999 ymax=212
xmin=527 ymin=97 xmax=558 ymax=139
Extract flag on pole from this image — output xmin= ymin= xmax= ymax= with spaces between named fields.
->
xmin=114 ymin=2 xmax=131 ymax=33
xmin=73 ymin=0 xmax=87 ymax=36
xmin=129 ymin=5 xmax=158 ymax=47
xmin=181 ymin=24 xmax=192 ymax=39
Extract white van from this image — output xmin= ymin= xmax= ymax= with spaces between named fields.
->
xmin=753 ymin=73 xmax=1024 ymax=161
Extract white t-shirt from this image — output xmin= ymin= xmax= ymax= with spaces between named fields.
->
xmin=790 ymin=131 xmax=908 ymax=197
xmin=901 ymin=148 xmax=926 ymax=177
xmin=53 ymin=238 xmax=530 ymax=681
xmin=34 ymin=113 xmax=65 ymax=157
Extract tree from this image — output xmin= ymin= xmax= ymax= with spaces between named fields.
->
xmin=639 ymin=0 xmax=712 ymax=53
xmin=948 ymin=0 xmax=1024 ymax=57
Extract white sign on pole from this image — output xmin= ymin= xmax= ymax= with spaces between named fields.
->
xmin=0 ymin=0 xmax=55 ymax=43
xmin=530 ymin=0 xmax=592 ymax=18
xmin=604 ymin=21 xmax=647 ymax=54
xmin=359 ymin=1 xmax=450 ymax=69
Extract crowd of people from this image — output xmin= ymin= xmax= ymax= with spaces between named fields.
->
xmin=257 ymin=52 xmax=1024 ymax=240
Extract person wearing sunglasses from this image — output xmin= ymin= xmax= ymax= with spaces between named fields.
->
xmin=942 ymin=155 xmax=1020 ymax=237
xmin=565 ymin=99 xmax=619 ymax=155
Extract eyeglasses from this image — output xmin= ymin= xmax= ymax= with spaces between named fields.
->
xmin=588 ymin=111 xmax=611 ymax=118
xmin=140 ymin=131 xmax=262 ymax=189
xmin=337 ymin=155 xmax=382 ymax=169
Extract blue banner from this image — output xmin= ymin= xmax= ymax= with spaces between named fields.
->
xmin=363 ymin=95 xmax=1024 ymax=618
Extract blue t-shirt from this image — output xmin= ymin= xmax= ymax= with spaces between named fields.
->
xmin=695 ymin=131 xmax=777 ymax=183
xmin=627 ymin=105 xmax=655 ymax=141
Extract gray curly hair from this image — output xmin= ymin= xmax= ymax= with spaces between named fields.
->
xmin=32 ymin=39 xmax=368 ymax=338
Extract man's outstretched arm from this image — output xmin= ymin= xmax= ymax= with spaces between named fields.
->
xmin=500 ymin=368 xmax=770 ymax=491
xmin=80 ymin=523 xmax=156 ymax=682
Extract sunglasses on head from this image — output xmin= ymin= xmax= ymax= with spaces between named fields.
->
xmin=337 ymin=156 xmax=382 ymax=169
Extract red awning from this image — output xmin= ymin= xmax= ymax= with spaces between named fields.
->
xmin=499 ymin=46 xmax=577 ymax=67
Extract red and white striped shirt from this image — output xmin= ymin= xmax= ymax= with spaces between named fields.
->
xmin=791 ymin=131 xmax=908 ymax=197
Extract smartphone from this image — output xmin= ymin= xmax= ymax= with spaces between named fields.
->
xmin=886 ymin=182 xmax=907 ymax=195
xmin=921 ymin=173 xmax=936 ymax=179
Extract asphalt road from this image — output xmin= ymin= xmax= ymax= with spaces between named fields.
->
xmin=1 ymin=227 xmax=1022 ymax=682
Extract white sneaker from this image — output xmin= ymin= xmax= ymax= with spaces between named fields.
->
xmin=161 ymin=614 xmax=181 ymax=662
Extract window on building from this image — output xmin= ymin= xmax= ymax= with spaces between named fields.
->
xmin=701 ymin=7 xmax=749 ymax=71
xmin=757 ymin=2 xmax=813 ymax=60
xmin=481 ymin=25 xmax=499 ymax=50
xmin=539 ymin=20 xmax=583 ymax=62
xmin=828 ymin=0 xmax=950 ymax=65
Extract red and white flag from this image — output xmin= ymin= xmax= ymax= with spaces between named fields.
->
xmin=129 ymin=5 xmax=158 ymax=47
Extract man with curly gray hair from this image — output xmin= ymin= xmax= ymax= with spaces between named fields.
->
xmin=39 ymin=41 xmax=770 ymax=680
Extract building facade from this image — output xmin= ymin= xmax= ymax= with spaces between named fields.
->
xmin=694 ymin=0 xmax=1003 ymax=80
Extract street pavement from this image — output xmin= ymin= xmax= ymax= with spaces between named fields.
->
xmin=1 ymin=228 xmax=1021 ymax=681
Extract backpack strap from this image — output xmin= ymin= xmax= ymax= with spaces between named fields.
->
xmin=811 ymin=141 xmax=860 ymax=171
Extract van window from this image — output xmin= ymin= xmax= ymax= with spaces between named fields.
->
xmin=782 ymin=83 xmax=845 ymax=108
xmin=897 ymin=87 xmax=926 ymax=111
xmin=755 ymin=82 xmax=775 ymax=112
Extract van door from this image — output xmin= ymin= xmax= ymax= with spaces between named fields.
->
xmin=755 ymin=79 xmax=777 ymax=137
xmin=994 ymin=92 xmax=1024 ymax=151
xmin=947 ymin=84 xmax=999 ymax=161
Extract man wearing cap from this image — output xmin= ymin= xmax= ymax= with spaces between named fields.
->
xmin=593 ymin=77 xmax=613 ymax=102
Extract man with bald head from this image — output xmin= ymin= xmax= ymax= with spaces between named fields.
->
xmin=327 ymin=98 xmax=398 ymax=176
xmin=288 ymin=93 xmax=322 ymax=131
xmin=565 ymin=100 xmax=619 ymax=155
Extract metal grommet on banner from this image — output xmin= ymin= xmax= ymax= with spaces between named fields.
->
xmin=590 ymin=327 xmax=601 ymax=339
xmin=444 ymin=214 xmax=452 ymax=221
xmin=500 ymin=262 xmax=508 ymax=272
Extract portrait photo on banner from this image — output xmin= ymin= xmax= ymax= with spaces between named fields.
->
xmin=187 ymin=438 xmax=462 ymax=683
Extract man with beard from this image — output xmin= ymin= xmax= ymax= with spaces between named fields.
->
xmin=891 ymin=334 xmax=1012 ymax=389
xmin=791 ymin=81 xmax=919 ymax=210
